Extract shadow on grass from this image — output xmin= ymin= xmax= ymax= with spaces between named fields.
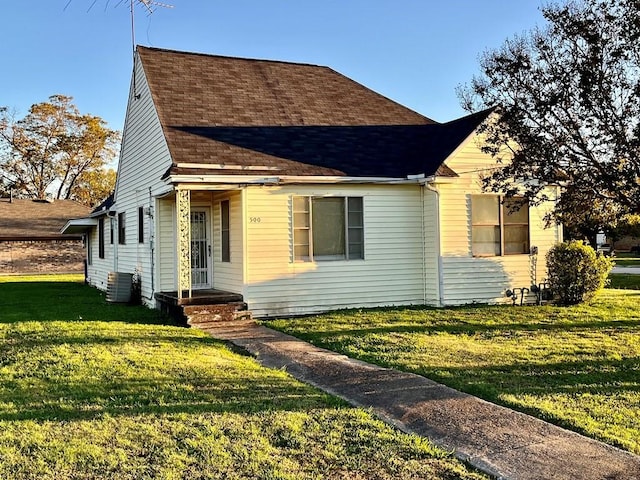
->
xmin=0 ymin=281 xmax=345 ymax=422
xmin=0 ymin=282 xmax=173 ymax=326
xmin=0 ymin=327 xmax=343 ymax=423
xmin=609 ymin=274 xmax=640 ymax=290
xmin=0 ymin=373 xmax=338 ymax=423
xmin=420 ymin=357 xmax=640 ymax=397
xmin=278 ymin=313 xmax=640 ymax=341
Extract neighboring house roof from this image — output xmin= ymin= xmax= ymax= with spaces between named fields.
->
xmin=137 ymin=46 xmax=492 ymax=180
xmin=0 ymin=199 xmax=91 ymax=240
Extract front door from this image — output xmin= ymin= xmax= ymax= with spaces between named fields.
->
xmin=190 ymin=209 xmax=211 ymax=289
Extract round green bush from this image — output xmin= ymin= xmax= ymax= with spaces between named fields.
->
xmin=546 ymin=240 xmax=613 ymax=305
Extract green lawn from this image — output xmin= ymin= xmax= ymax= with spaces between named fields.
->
xmin=265 ymin=289 xmax=640 ymax=455
xmin=609 ymin=273 xmax=640 ymax=289
xmin=0 ymin=276 xmax=484 ymax=480
xmin=613 ymin=252 xmax=640 ymax=267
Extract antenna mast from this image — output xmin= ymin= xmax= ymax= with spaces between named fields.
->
xmin=130 ymin=0 xmax=173 ymax=99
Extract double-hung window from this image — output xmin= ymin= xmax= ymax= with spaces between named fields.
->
xmin=138 ymin=207 xmax=144 ymax=244
xmin=118 ymin=212 xmax=126 ymax=245
xmin=98 ymin=218 xmax=105 ymax=259
xmin=471 ymin=195 xmax=529 ymax=256
xmin=220 ymin=200 xmax=230 ymax=262
xmin=293 ymin=196 xmax=364 ymax=261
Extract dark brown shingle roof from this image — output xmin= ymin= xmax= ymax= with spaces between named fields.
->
xmin=0 ymin=199 xmax=90 ymax=240
xmin=137 ymin=46 xmax=490 ymax=179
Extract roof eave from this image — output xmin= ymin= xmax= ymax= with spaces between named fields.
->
xmin=165 ymin=174 xmax=424 ymax=187
xmin=60 ymin=218 xmax=99 ymax=235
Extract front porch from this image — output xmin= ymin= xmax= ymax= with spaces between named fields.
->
xmin=155 ymin=289 xmax=244 ymax=307
xmin=155 ymin=289 xmax=252 ymax=328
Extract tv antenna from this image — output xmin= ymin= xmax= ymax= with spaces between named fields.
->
xmin=130 ymin=0 xmax=173 ymax=99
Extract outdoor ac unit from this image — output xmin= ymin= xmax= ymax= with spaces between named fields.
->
xmin=106 ymin=272 xmax=133 ymax=303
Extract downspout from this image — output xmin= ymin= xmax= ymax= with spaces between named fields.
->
xmin=423 ymin=181 xmax=444 ymax=307
xmin=149 ymin=187 xmax=155 ymax=298
xmin=111 ymin=214 xmax=118 ymax=273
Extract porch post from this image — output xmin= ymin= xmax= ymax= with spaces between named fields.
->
xmin=176 ymin=189 xmax=191 ymax=299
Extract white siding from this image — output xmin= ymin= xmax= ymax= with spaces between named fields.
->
xmin=86 ymin=216 xmax=116 ymax=292
xmin=436 ymin=136 xmax=561 ymax=306
xmin=109 ymin=54 xmax=173 ymax=306
xmin=157 ymin=198 xmax=175 ymax=292
xmin=212 ymin=191 xmax=244 ymax=294
xmin=244 ymin=184 xmax=426 ymax=317
xmin=422 ymin=187 xmax=440 ymax=304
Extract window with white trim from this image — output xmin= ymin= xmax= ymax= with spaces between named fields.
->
xmin=471 ymin=195 xmax=529 ymax=256
xmin=293 ymin=196 xmax=364 ymax=261
xmin=98 ymin=218 xmax=105 ymax=259
xmin=221 ymin=200 xmax=230 ymax=262
xmin=87 ymin=234 xmax=93 ymax=266
xmin=118 ymin=212 xmax=126 ymax=245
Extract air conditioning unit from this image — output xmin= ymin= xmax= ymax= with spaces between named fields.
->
xmin=106 ymin=272 xmax=133 ymax=303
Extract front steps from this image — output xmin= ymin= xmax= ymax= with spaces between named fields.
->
xmin=184 ymin=301 xmax=254 ymax=329
xmin=154 ymin=290 xmax=254 ymax=328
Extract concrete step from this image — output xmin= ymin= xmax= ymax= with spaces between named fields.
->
xmin=186 ymin=302 xmax=253 ymax=326
xmin=183 ymin=301 xmax=247 ymax=316
xmin=190 ymin=318 xmax=257 ymax=331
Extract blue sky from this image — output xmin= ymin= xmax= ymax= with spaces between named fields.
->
xmin=2 ymin=1 xmax=545 ymax=130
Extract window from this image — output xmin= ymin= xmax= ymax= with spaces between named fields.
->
xmin=110 ymin=218 xmax=114 ymax=244
xmin=471 ymin=195 xmax=529 ymax=256
xmin=118 ymin=212 xmax=126 ymax=245
xmin=293 ymin=196 xmax=364 ymax=261
xmin=87 ymin=234 xmax=92 ymax=266
xmin=138 ymin=207 xmax=144 ymax=243
xmin=98 ymin=218 xmax=105 ymax=259
xmin=221 ymin=200 xmax=230 ymax=262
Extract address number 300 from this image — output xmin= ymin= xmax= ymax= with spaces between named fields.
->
xmin=249 ymin=217 xmax=261 ymax=223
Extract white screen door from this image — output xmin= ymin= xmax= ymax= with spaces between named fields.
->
xmin=190 ymin=209 xmax=211 ymax=288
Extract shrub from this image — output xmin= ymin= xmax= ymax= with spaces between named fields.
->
xmin=546 ymin=240 xmax=613 ymax=305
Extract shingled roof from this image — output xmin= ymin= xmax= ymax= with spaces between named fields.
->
xmin=136 ymin=46 xmax=492 ymax=179
xmin=0 ymin=199 xmax=91 ymax=240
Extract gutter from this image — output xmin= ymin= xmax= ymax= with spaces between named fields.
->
xmin=165 ymin=174 xmax=430 ymax=187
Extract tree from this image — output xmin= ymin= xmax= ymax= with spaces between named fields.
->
xmin=0 ymin=95 xmax=119 ymax=204
xmin=609 ymin=213 xmax=640 ymax=241
xmin=458 ymin=0 xmax=640 ymax=224
xmin=70 ymin=168 xmax=116 ymax=208
xmin=558 ymin=191 xmax=621 ymax=245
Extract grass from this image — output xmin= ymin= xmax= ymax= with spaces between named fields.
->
xmin=613 ymin=253 xmax=640 ymax=268
xmin=609 ymin=273 xmax=640 ymax=289
xmin=0 ymin=276 xmax=485 ymax=480
xmin=265 ymin=288 xmax=640 ymax=455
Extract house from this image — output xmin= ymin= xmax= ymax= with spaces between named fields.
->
xmin=0 ymin=198 xmax=90 ymax=274
xmin=62 ymin=46 xmax=562 ymax=320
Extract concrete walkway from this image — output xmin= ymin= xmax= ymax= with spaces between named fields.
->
xmin=612 ymin=266 xmax=640 ymax=274
xmin=202 ymin=321 xmax=640 ymax=480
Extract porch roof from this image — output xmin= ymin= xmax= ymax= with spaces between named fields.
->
xmin=60 ymin=218 xmax=99 ymax=235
